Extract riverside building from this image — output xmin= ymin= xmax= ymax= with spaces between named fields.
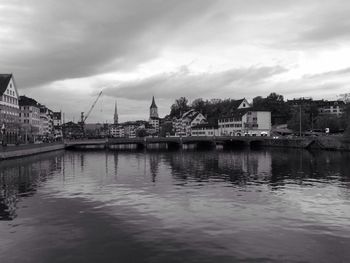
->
xmin=19 ymin=96 xmax=42 ymax=142
xmin=149 ymin=96 xmax=160 ymax=134
xmin=0 ymin=74 xmax=20 ymax=143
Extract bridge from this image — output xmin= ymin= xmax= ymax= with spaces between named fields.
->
xmin=64 ymin=136 xmax=314 ymax=150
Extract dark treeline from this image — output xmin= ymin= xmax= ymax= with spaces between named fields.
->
xmin=167 ymin=93 xmax=350 ymax=134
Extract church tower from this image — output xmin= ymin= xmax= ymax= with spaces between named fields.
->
xmin=114 ymin=100 xmax=118 ymax=124
xmin=149 ymin=96 xmax=158 ymax=119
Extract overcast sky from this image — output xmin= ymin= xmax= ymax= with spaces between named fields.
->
xmin=1 ymin=0 xmax=350 ymax=122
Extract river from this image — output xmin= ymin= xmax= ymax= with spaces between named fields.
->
xmin=0 ymin=148 xmax=350 ymax=263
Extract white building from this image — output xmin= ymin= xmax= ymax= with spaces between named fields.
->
xmin=39 ymin=106 xmax=54 ymax=137
xmin=218 ymin=114 xmax=244 ymax=136
xmin=0 ymin=74 xmax=20 ymax=142
xmin=173 ymin=109 xmax=207 ymax=136
xmin=242 ymin=111 xmax=271 ymax=136
xmin=217 ymin=98 xmax=251 ymax=136
xmin=219 ymin=110 xmax=271 ymax=136
xmin=191 ymin=124 xmax=219 ymax=137
xmin=318 ymin=100 xmax=345 ymax=117
xmin=149 ymin=117 xmax=160 ymax=133
xmin=53 ymin=111 xmax=62 ymax=127
xmin=110 ymin=125 xmax=125 ymax=138
xmin=124 ymin=124 xmax=136 ymax=138
xmin=52 ymin=111 xmax=62 ymax=139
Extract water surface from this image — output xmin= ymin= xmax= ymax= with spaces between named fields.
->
xmin=0 ymin=149 xmax=350 ymax=262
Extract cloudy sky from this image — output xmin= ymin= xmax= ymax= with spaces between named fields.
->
xmin=1 ymin=0 xmax=350 ymax=122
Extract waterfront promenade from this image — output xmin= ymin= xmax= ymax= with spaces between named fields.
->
xmin=1 ymin=136 xmax=349 ymax=160
xmin=0 ymin=142 xmax=65 ymax=159
xmin=64 ymin=136 xmax=330 ymax=150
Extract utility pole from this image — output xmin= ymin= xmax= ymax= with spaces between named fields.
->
xmin=299 ymin=104 xmax=302 ymax=137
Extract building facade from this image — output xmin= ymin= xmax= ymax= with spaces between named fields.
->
xmin=191 ymin=124 xmax=219 ymax=137
xmin=218 ymin=113 xmax=244 ymax=136
xmin=62 ymin=121 xmax=84 ymax=139
xmin=19 ymin=96 xmax=42 ymax=142
xmin=0 ymin=74 xmax=20 ymax=143
xmin=52 ymin=111 xmax=62 ymax=139
xmin=110 ymin=125 xmax=125 ymax=138
xmin=39 ymin=106 xmax=54 ymax=138
xmin=287 ymin=98 xmax=345 ymax=117
xmin=317 ymin=100 xmax=345 ymax=116
xmin=173 ymin=109 xmax=207 ymax=136
xmin=219 ymin=110 xmax=271 ymax=136
xmin=149 ymin=96 xmax=160 ymax=134
xmin=124 ymin=124 xmax=136 ymax=138
xmin=242 ymin=111 xmax=271 ymax=136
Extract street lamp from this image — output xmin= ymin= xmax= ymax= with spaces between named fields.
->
xmin=1 ymin=123 xmax=6 ymax=146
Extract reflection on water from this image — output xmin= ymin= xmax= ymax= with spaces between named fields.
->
xmin=0 ymin=151 xmax=64 ymax=220
xmin=0 ymin=149 xmax=350 ymax=263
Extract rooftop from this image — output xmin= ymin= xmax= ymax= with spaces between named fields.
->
xmin=0 ymin=74 xmax=12 ymax=96
xmin=19 ymin=95 xmax=39 ymax=107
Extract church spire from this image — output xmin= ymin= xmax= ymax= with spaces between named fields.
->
xmin=114 ymin=100 xmax=118 ymax=124
xmin=150 ymin=96 xmax=157 ymax=109
xmin=149 ymin=96 xmax=159 ymax=118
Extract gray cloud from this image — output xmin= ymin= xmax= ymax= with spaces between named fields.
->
xmin=2 ymin=0 xmax=350 ymax=89
xmin=299 ymin=6 xmax=350 ymax=43
xmin=2 ymin=0 xmax=350 ymax=121
xmin=0 ymin=0 xmax=215 ymax=87
xmin=266 ymin=67 xmax=350 ymax=100
xmin=302 ymin=67 xmax=350 ymax=79
xmin=103 ymin=65 xmax=287 ymax=100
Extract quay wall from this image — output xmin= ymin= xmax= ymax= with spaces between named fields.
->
xmin=261 ymin=138 xmax=312 ymax=148
xmin=261 ymin=136 xmax=350 ymax=151
xmin=313 ymin=137 xmax=350 ymax=151
xmin=0 ymin=143 xmax=65 ymax=160
xmin=1 ymin=137 xmax=349 ymax=160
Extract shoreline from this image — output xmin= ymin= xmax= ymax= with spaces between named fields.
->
xmin=0 ymin=142 xmax=65 ymax=160
xmin=0 ymin=137 xmax=349 ymax=160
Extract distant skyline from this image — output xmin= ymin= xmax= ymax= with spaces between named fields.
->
xmin=1 ymin=0 xmax=350 ymax=122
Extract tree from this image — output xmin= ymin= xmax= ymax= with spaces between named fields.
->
xmin=170 ymin=97 xmax=190 ymax=118
xmin=191 ymin=98 xmax=206 ymax=113
xmin=136 ymin=128 xmax=147 ymax=138
xmin=314 ymin=115 xmax=344 ymax=132
xmin=160 ymin=122 xmax=173 ymax=137
xmin=343 ymin=103 xmax=350 ymax=138
xmin=266 ymin=92 xmax=284 ymax=102
xmin=252 ymin=93 xmax=291 ymax=125
xmin=338 ymin=93 xmax=350 ymax=104
xmin=287 ymin=106 xmax=311 ymax=133
xmin=252 ymin=96 xmax=266 ymax=109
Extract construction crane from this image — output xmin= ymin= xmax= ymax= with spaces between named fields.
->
xmin=79 ymin=90 xmax=103 ymax=133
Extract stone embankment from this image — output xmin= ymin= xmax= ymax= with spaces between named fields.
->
xmin=262 ymin=136 xmax=350 ymax=151
xmin=0 ymin=143 xmax=65 ymax=160
xmin=311 ymin=136 xmax=350 ymax=151
xmin=0 ymin=136 xmax=349 ymax=160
